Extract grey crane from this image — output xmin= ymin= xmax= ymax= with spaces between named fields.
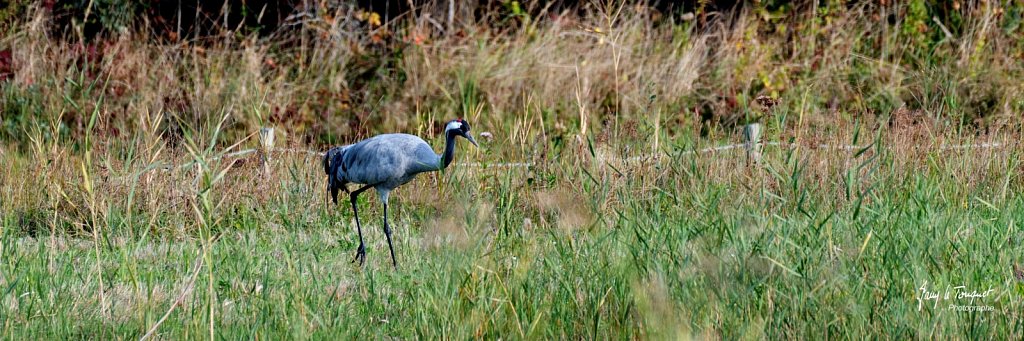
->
xmin=322 ymin=118 xmax=477 ymax=267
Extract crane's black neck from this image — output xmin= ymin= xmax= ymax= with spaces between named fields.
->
xmin=440 ymin=129 xmax=459 ymax=170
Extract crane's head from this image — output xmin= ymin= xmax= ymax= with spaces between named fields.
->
xmin=445 ymin=118 xmax=478 ymax=147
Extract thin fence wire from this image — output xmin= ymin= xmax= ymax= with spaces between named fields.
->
xmin=158 ymin=140 xmax=1013 ymax=172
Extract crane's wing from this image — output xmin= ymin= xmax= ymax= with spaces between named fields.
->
xmin=339 ymin=134 xmax=440 ymax=186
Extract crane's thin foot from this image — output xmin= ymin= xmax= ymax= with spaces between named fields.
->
xmin=351 ymin=243 xmax=366 ymax=266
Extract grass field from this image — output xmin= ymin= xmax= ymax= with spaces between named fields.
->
xmin=2 ymin=1 xmax=1024 ymax=339
xmin=3 ymin=117 xmax=1022 ymax=339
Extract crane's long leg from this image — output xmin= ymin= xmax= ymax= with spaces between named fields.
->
xmin=349 ymin=184 xmax=375 ymax=266
xmin=383 ymin=203 xmax=397 ymax=269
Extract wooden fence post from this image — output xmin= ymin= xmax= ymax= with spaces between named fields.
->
xmin=743 ymin=123 xmax=762 ymax=165
xmin=259 ymin=127 xmax=275 ymax=175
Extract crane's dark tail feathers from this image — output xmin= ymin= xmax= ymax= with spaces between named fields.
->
xmin=323 ymin=148 xmax=334 ymax=176
xmin=323 ymin=147 xmax=346 ymax=205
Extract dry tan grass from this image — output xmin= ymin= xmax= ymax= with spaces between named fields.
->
xmin=1 ymin=2 xmax=1022 ymax=240
xmin=2 ymin=116 xmax=1019 ymax=243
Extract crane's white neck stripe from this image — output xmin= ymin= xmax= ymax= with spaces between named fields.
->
xmin=445 ymin=121 xmax=463 ymax=132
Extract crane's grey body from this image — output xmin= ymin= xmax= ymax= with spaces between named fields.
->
xmin=327 ymin=134 xmax=441 ymax=202
xmin=323 ymin=119 xmax=476 ymax=268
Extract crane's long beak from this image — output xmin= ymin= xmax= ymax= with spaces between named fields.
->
xmin=464 ymin=133 xmax=478 ymax=147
